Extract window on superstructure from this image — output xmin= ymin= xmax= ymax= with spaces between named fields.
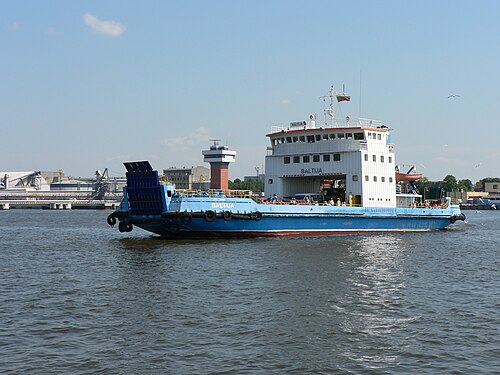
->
xmin=381 ymin=176 xmax=386 ymax=182
xmin=286 ymin=136 xmax=292 ymax=143
xmin=353 ymin=175 xmax=358 ymax=181
xmin=333 ymin=153 xmax=341 ymax=161
xmin=389 ymin=177 xmax=393 ymax=183
xmin=373 ymin=176 xmax=377 ymax=182
xmin=293 ymin=136 xmax=298 ymax=143
xmin=272 ymin=139 xmax=277 ymax=146
xmin=323 ymin=154 xmax=331 ymax=162
xmin=372 ymin=155 xmax=376 ymax=162
xmin=381 ymin=155 xmax=384 ymax=163
xmin=281 ymin=137 xmax=285 ymax=144
xmin=338 ymin=133 xmax=345 ymax=139
xmin=364 ymin=154 xmax=368 ymax=162
xmin=368 ymin=132 xmax=372 ymax=138
xmin=313 ymin=155 xmax=320 ymax=162
xmin=268 ymin=179 xmax=273 ymax=184
xmin=323 ymin=134 xmax=329 ymax=140
xmin=354 ymin=133 xmax=364 ymax=140
xmin=377 ymin=134 xmax=381 ymax=140
xmin=388 ymin=156 xmax=392 ymax=163
xmin=346 ymin=133 xmax=353 ymax=139
xmin=299 ymin=136 xmax=305 ymax=142
xmin=329 ymin=134 xmax=336 ymax=140
xmin=307 ymin=135 xmax=315 ymax=143
xmin=315 ymin=134 xmax=321 ymax=141
xmin=365 ymin=175 xmax=369 ymax=181
xmin=284 ymin=156 xmax=290 ymax=164
xmin=303 ymin=155 xmax=310 ymax=163
xmin=293 ymin=156 xmax=300 ymax=163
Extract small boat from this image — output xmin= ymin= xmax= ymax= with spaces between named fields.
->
xmin=396 ymin=172 xmax=422 ymax=182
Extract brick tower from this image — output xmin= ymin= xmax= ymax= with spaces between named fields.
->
xmin=202 ymin=140 xmax=236 ymax=190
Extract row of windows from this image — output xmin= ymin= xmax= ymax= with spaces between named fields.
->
xmin=364 ymin=154 xmax=393 ymax=163
xmin=350 ymin=175 xmax=394 ymax=183
xmin=284 ymin=154 xmax=341 ymax=164
xmin=365 ymin=175 xmax=394 ymax=183
xmin=272 ymin=132 xmax=366 ymax=146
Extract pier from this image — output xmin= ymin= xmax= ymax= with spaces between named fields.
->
xmin=0 ymin=199 xmax=119 ymax=210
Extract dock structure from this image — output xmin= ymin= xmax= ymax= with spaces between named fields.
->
xmin=0 ymin=199 xmax=119 ymax=210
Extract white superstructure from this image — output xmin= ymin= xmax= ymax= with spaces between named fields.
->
xmin=264 ymin=87 xmax=398 ymax=207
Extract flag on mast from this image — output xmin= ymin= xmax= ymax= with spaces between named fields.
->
xmin=336 ymin=94 xmax=351 ymax=102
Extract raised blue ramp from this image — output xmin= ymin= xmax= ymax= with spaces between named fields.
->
xmin=124 ymin=161 xmax=164 ymax=215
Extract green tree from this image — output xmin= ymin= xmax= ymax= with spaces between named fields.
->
xmin=457 ymin=179 xmax=473 ymax=192
xmin=442 ymin=175 xmax=458 ymax=192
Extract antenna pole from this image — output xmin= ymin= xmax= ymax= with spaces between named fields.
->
xmin=329 ymin=85 xmax=335 ymax=127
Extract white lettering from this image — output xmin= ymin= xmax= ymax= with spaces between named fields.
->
xmin=211 ymin=202 xmax=235 ymax=209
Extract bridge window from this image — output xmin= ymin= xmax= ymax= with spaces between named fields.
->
xmin=346 ymin=133 xmax=353 ymax=139
xmin=323 ymin=134 xmax=329 ymax=140
xmin=303 ymin=155 xmax=310 ymax=163
xmin=315 ymin=134 xmax=321 ymax=141
xmin=293 ymin=156 xmax=300 ymax=163
xmin=389 ymin=177 xmax=393 ymax=183
xmin=354 ymin=132 xmax=365 ymax=140
xmin=299 ymin=136 xmax=305 ymax=142
xmin=323 ymin=154 xmax=331 ymax=162
xmin=307 ymin=135 xmax=315 ymax=143
xmin=313 ymin=155 xmax=320 ymax=162
xmin=286 ymin=136 xmax=292 ymax=143
xmin=329 ymin=133 xmax=336 ymax=140
xmin=338 ymin=133 xmax=345 ymax=139
xmin=381 ymin=176 xmax=386 ymax=182
xmin=284 ymin=156 xmax=290 ymax=164
xmin=333 ymin=153 xmax=341 ymax=161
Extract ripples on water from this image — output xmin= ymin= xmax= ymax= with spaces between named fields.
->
xmin=0 ymin=210 xmax=498 ymax=374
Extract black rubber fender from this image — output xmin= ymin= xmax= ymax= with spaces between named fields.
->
xmin=223 ymin=211 xmax=232 ymax=221
xmin=450 ymin=216 xmax=457 ymax=224
xmin=180 ymin=211 xmax=193 ymax=225
xmin=118 ymin=221 xmax=128 ymax=232
xmin=204 ymin=210 xmax=216 ymax=222
xmin=252 ymin=211 xmax=263 ymax=221
xmin=107 ymin=214 xmax=117 ymax=226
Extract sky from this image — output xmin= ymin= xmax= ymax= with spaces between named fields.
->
xmin=1 ymin=0 xmax=499 ymax=183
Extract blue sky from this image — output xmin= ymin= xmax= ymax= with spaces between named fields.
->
xmin=1 ymin=0 xmax=499 ymax=182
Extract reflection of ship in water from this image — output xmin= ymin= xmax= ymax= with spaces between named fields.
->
xmin=0 ymin=168 xmax=125 ymax=209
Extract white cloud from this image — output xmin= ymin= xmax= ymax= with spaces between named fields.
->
xmin=82 ymin=13 xmax=126 ymax=36
xmin=11 ymin=21 xmax=20 ymax=31
xmin=162 ymin=127 xmax=213 ymax=152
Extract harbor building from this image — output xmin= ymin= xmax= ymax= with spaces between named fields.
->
xmin=162 ymin=166 xmax=210 ymax=190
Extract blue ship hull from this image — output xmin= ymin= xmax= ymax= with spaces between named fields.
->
xmin=106 ymin=161 xmax=465 ymax=238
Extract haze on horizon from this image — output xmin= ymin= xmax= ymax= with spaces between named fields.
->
xmin=1 ymin=1 xmax=499 ymax=183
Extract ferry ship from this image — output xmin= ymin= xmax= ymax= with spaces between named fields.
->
xmin=107 ymin=87 xmax=465 ymax=238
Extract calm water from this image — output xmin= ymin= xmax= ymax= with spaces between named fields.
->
xmin=0 ymin=210 xmax=498 ymax=374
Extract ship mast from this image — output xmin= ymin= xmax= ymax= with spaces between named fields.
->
xmin=321 ymin=85 xmax=336 ymax=127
